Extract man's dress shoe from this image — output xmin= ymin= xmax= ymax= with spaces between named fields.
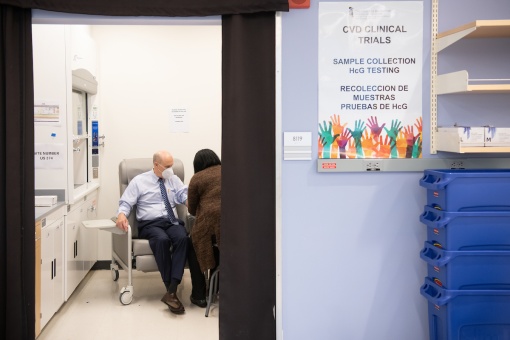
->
xmin=161 ymin=292 xmax=185 ymax=314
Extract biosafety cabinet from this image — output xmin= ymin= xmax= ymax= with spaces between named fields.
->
xmin=34 ymin=25 xmax=102 ymax=202
xmin=33 ymin=25 xmax=102 ymax=336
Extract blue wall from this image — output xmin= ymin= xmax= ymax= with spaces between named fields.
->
xmin=281 ymin=1 xmax=510 ymax=339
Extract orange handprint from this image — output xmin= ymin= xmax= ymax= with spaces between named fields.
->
xmin=361 ymin=130 xmax=376 ymax=158
xmin=404 ymin=125 xmax=420 ymax=158
xmin=330 ymin=114 xmax=348 ymax=158
xmin=318 ymin=136 xmax=324 ymax=158
xmin=404 ymin=126 xmax=417 ymax=146
xmin=414 ymin=117 xmax=423 ymax=135
xmin=376 ymin=135 xmax=391 ymax=158
xmin=346 ymin=139 xmax=357 ymax=159
xmin=414 ymin=117 xmax=423 ymax=148
xmin=330 ymin=114 xmax=348 ymax=136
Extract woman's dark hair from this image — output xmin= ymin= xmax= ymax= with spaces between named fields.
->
xmin=193 ymin=149 xmax=221 ymax=173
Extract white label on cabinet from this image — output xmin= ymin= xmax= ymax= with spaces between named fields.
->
xmin=34 ymin=143 xmax=65 ymax=169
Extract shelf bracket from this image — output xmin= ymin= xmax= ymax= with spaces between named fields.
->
xmin=436 ymin=71 xmax=469 ymax=94
xmin=436 ymin=27 xmax=476 ymax=52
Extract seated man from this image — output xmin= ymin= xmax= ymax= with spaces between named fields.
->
xmin=115 ymin=150 xmax=206 ymax=314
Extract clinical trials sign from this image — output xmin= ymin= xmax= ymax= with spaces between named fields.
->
xmin=318 ymin=2 xmax=423 ymax=159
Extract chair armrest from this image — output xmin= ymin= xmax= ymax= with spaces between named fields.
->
xmin=176 ymin=203 xmax=195 ymax=234
xmin=112 ymin=223 xmax=132 ymax=270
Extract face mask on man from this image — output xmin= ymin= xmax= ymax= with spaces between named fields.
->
xmin=161 ymin=166 xmax=174 ymax=179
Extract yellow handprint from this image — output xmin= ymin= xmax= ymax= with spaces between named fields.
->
xmin=396 ymin=131 xmax=407 ymax=158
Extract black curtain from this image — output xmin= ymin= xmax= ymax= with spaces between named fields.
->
xmin=0 ymin=1 xmax=287 ymax=339
xmin=221 ymin=13 xmax=276 ymax=340
xmin=0 ymin=5 xmax=35 ymax=340
xmin=0 ymin=0 xmax=288 ymax=16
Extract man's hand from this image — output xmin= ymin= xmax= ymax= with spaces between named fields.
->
xmin=116 ymin=213 xmax=129 ymax=232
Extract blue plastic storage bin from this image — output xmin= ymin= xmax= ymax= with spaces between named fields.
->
xmin=421 ymin=277 xmax=510 ymax=340
xmin=420 ymin=205 xmax=510 ymax=250
xmin=420 ymin=241 xmax=510 ymax=289
xmin=419 ymin=169 xmax=510 ymax=211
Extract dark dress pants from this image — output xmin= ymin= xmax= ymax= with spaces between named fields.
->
xmin=138 ymin=218 xmax=188 ymax=285
xmin=187 ymin=237 xmax=207 ymax=300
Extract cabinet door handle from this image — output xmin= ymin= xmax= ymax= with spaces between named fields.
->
xmin=54 ymin=258 xmax=56 ymax=278
xmin=74 ymin=241 xmax=77 ymax=258
xmin=51 ymin=260 xmax=54 ymax=280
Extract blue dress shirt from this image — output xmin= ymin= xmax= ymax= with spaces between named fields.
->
xmin=117 ymin=170 xmax=188 ymax=221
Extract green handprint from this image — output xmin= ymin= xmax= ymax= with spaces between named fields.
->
xmin=412 ymin=136 xmax=422 ymax=158
xmin=383 ymin=119 xmax=402 ymax=158
xmin=318 ymin=121 xmax=339 ymax=158
xmin=347 ymin=119 xmax=366 ymax=158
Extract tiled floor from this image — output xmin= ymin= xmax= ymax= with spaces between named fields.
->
xmin=38 ymin=269 xmax=219 ymax=340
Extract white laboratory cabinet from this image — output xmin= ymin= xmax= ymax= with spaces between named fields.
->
xmin=65 ymin=191 xmax=98 ymax=300
xmin=35 ymin=204 xmax=66 ymax=336
xmin=33 ymin=24 xmax=103 ymax=335
xmin=40 ymin=217 xmax=64 ymax=329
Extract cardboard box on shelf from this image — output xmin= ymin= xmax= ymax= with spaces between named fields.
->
xmin=437 ymin=126 xmax=485 ymax=147
xmin=485 ymin=127 xmax=510 ymax=147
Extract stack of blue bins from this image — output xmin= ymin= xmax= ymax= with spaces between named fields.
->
xmin=419 ymin=169 xmax=510 ymax=340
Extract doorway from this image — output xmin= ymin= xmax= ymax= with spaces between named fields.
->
xmin=32 ymin=12 xmax=222 ymax=337
xmin=3 ymin=7 xmax=278 ymax=340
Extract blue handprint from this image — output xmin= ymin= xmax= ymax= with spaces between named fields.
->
xmin=347 ymin=119 xmax=366 ymax=158
xmin=318 ymin=121 xmax=339 ymax=158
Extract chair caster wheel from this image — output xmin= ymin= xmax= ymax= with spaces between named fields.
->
xmin=112 ymin=269 xmax=119 ymax=281
xmin=120 ymin=289 xmax=133 ymax=305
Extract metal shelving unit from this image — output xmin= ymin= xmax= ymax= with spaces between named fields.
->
xmin=431 ymin=10 xmax=510 ymax=154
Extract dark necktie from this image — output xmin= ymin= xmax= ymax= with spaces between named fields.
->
xmin=159 ymin=178 xmax=177 ymax=223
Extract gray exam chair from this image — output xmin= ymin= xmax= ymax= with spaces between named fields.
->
xmin=111 ymin=157 xmax=193 ymax=305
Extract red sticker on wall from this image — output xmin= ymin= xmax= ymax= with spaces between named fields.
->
xmin=322 ymin=162 xmax=337 ymax=169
